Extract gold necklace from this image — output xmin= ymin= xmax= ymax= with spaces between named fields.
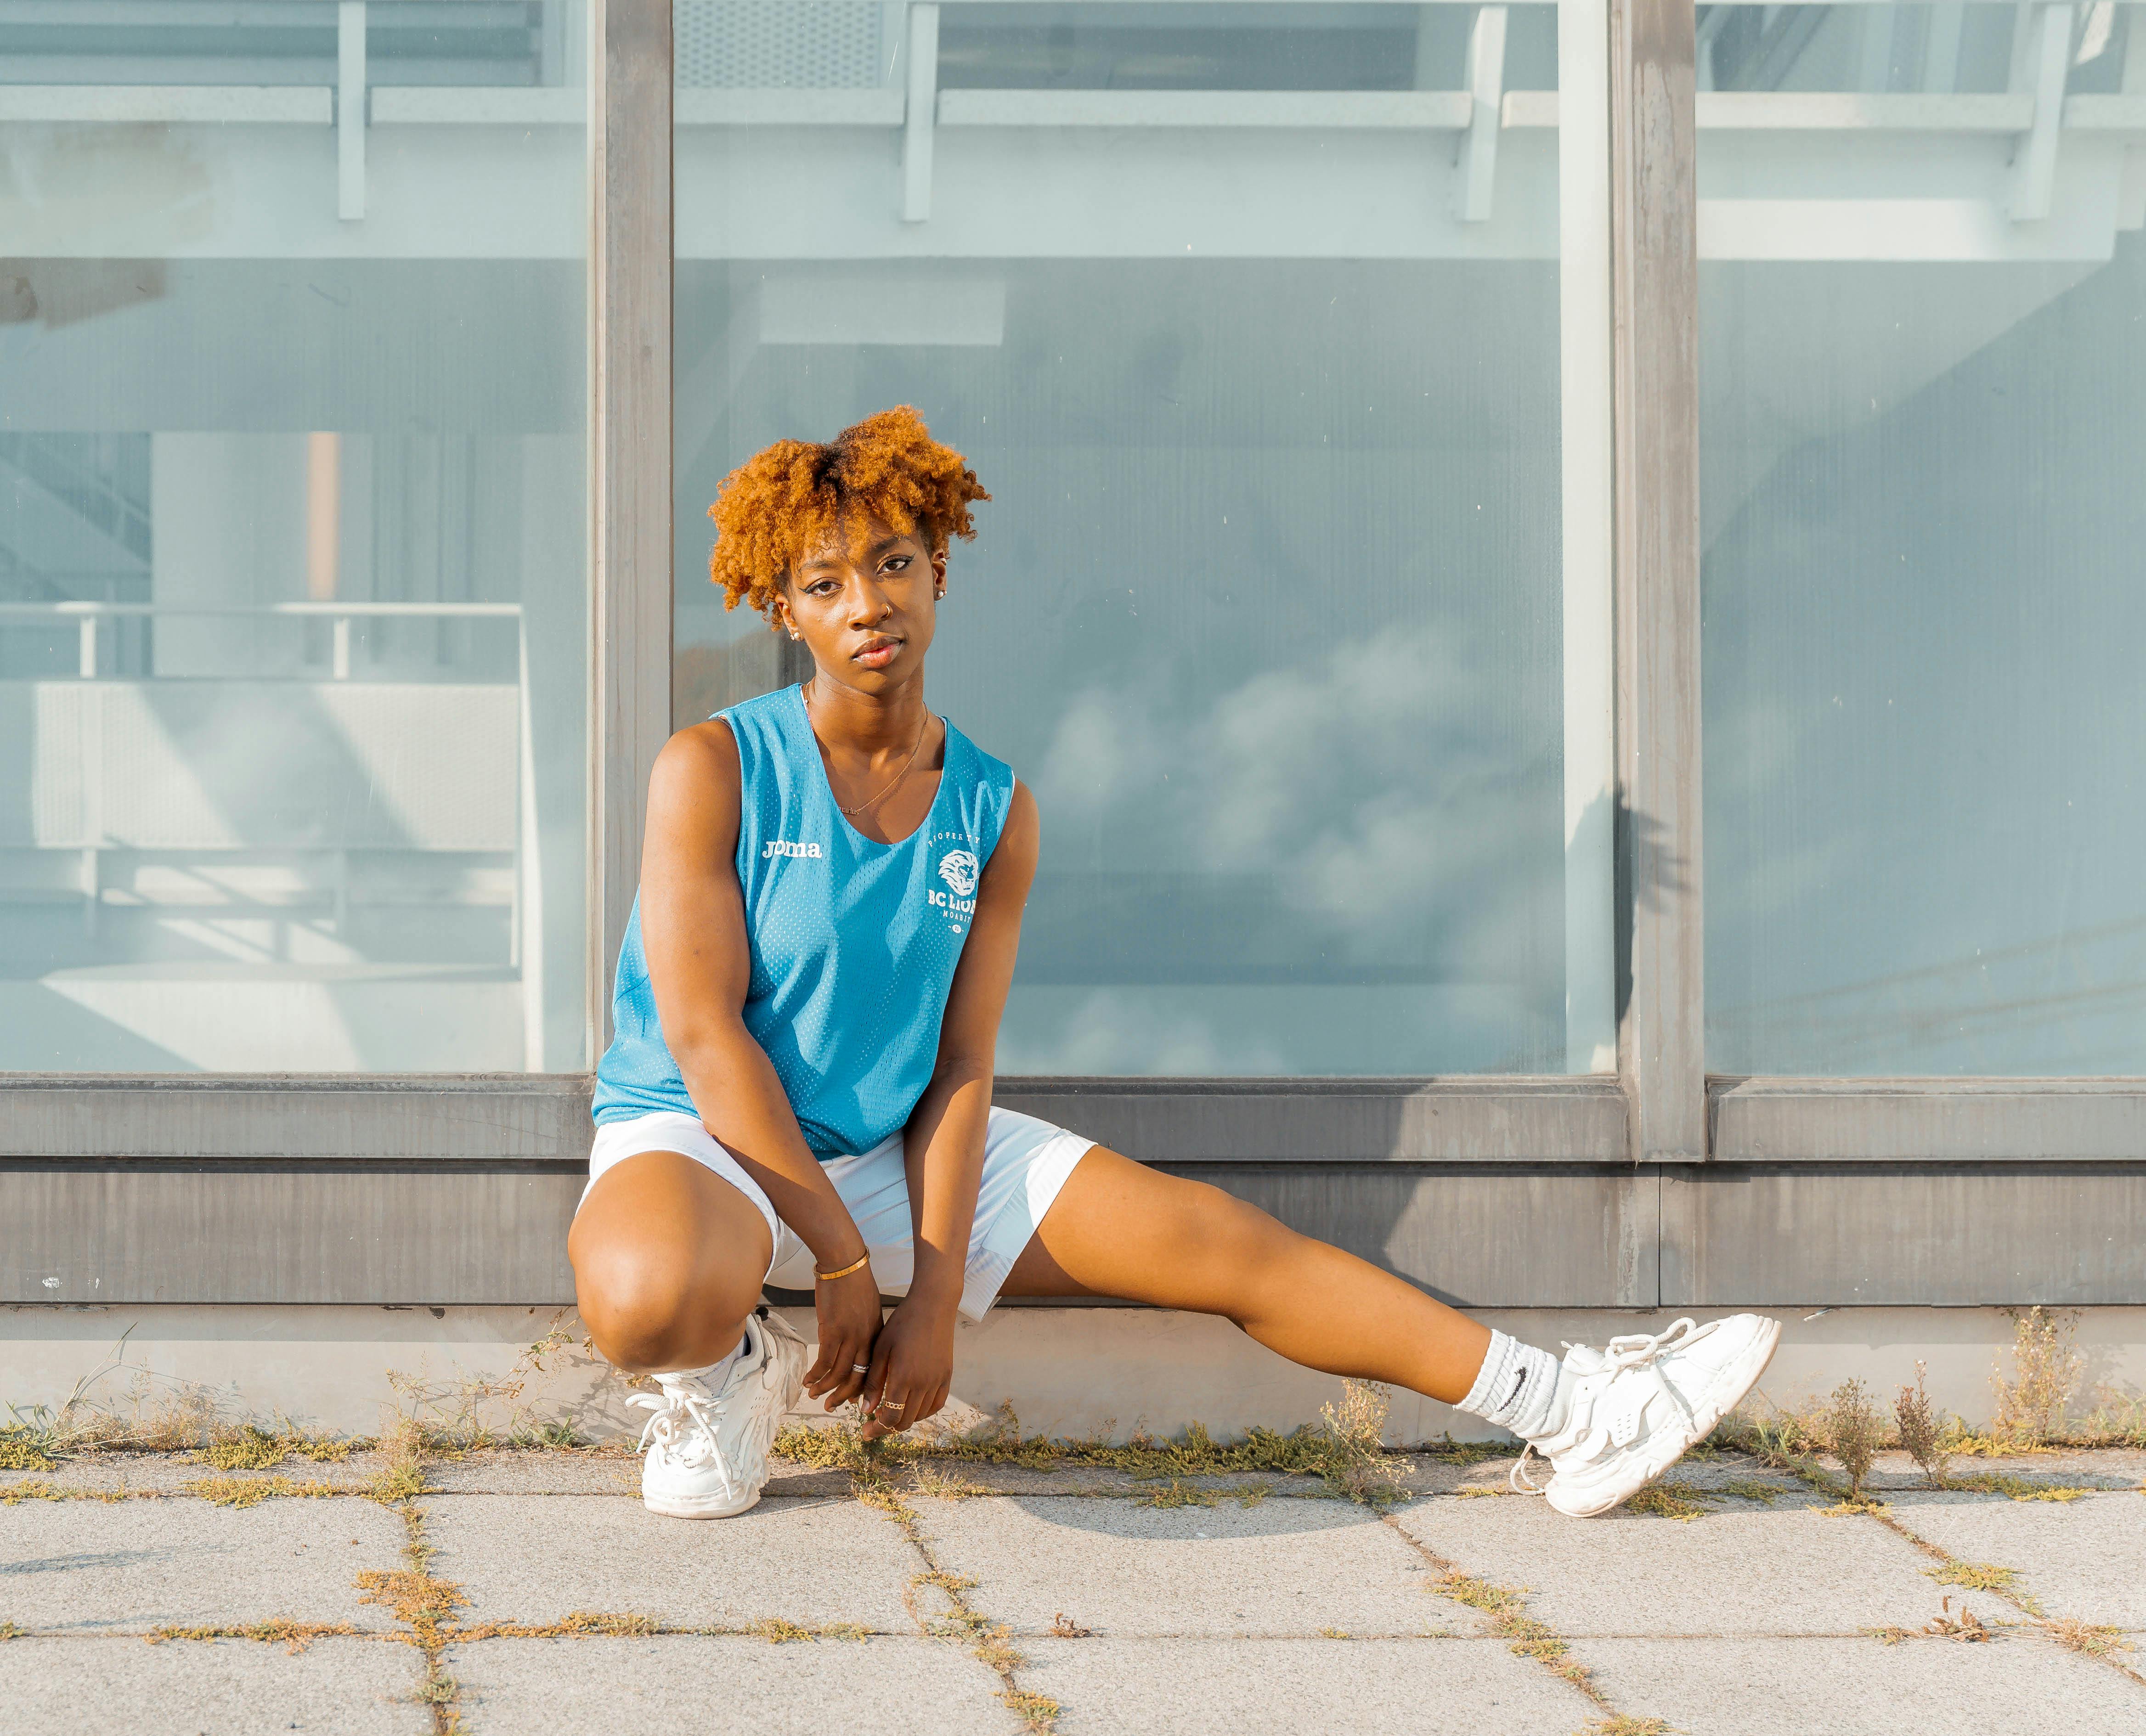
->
xmin=805 ymin=682 xmax=931 ymax=818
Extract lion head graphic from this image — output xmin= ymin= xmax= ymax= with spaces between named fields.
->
xmin=937 ymin=849 xmax=979 ymax=899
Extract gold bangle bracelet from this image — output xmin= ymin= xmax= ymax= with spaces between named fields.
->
xmin=814 ymin=1251 xmax=871 ymax=1283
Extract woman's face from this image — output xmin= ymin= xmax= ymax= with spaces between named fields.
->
xmin=774 ymin=512 xmax=944 ymax=695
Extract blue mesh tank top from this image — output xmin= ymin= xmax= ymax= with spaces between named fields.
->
xmin=592 ymin=684 xmax=1017 ymax=1159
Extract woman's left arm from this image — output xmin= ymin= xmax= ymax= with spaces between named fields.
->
xmin=861 ymin=780 xmax=1040 ymax=1438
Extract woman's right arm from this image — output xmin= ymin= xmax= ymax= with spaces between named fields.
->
xmin=638 ymin=721 xmax=881 ymax=1411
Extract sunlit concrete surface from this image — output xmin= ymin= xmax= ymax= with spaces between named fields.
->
xmin=2 ymin=1441 xmax=2140 ymax=1736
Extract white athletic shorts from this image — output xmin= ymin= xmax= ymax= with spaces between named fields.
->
xmin=581 ymin=1107 xmax=1095 ymax=1322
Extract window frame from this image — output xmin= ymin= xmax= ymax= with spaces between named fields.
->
xmin=6 ymin=0 xmax=2141 ymax=1313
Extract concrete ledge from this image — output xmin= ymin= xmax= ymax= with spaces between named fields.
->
xmin=5 ymin=1302 xmax=2141 ymax=1446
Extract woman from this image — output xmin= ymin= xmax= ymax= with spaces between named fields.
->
xmin=570 ymin=407 xmax=1778 ymax=1522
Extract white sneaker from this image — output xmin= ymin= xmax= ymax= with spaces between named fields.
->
xmin=1512 ymin=1314 xmax=1781 ymax=1518
xmin=627 ymin=1308 xmax=806 ymax=1520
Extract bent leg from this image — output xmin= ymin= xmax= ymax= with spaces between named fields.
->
xmin=569 ymin=1151 xmax=774 ymax=1374
xmin=1003 ymin=1148 xmax=1491 ymax=1404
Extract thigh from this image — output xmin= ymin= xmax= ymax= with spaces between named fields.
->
xmin=1001 ymin=1145 xmax=1274 ymax=1303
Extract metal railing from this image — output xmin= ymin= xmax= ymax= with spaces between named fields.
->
xmin=0 ymin=599 xmax=521 ymax=681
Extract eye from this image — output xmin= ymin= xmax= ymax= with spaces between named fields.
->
xmin=883 ymin=555 xmax=911 ymax=573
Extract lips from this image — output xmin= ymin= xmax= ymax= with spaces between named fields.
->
xmin=854 ymin=636 xmax=901 ymax=667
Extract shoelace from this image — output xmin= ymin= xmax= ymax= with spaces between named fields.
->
xmin=628 ymin=1378 xmax=739 ymax=1506
xmin=1508 ymin=1317 xmax=1716 ymax=1496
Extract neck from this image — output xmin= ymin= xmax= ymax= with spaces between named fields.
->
xmin=804 ymin=668 xmax=928 ymax=755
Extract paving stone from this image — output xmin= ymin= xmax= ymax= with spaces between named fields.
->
xmin=443 ymin=1635 xmax=1022 ymax=1733
xmin=1582 ymin=1635 xmax=2146 ymax=1736
xmin=911 ymin=1494 xmax=1459 ymax=1637
xmin=0 ymin=1635 xmax=427 ymax=1734
xmin=0 ymin=1499 xmax=409 ymax=1635
xmin=419 ymin=1494 xmax=921 ymax=1631
xmin=1394 ymin=1491 xmax=1955 ymax=1637
xmin=1886 ymin=1490 xmax=2146 ymax=1627
xmin=1018 ymin=1635 xmax=1594 ymax=1735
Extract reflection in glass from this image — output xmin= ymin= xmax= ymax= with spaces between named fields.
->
xmin=674 ymin=1 xmax=1611 ymax=1075
xmin=0 ymin=1 xmax=588 ymax=1071
xmin=1701 ymin=4 xmax=2146 ymax=1072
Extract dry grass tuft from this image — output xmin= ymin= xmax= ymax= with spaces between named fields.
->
xmin=1923 ymin=1596 xmax=1993 ymax=1642
xmin=0 ymin=1622 xmax=23 ymax=1641
xmin=908 ymin=1463 xmax=984 ymax=1500
xmin=1050 ymin=1613 xmax=1091 ymax=1639
xmin=1316 ymin=1380 xmax=1403 ymax=1505
xmin=1991 ymin=1308 xmax=2084 ymax=1447
xmin=1580 ymin=1719 xmax=1676 ymax=1736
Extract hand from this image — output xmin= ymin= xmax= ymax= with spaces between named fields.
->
xmin=860 ymin=1293 xmax=958 ymax=1442
xmin=803 ymin=1263 xmax=883 ymax=1411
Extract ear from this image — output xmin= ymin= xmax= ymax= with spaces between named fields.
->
xmin=930 ymin=547 xmax=948 ymax=597
xmin=769 ymin=581 xmax=801 ymax=641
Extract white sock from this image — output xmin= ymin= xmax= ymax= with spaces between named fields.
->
xmin=661 ymin=1333 xmax=745 ymax=1392
xmin=1456 ymin=1330 xmax=1572 ymax=1441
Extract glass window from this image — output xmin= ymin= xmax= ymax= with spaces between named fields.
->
xmin=0 ymin=0 xmax=589 ymax=1071
xmin=672 ymin=0 xmax=1615 ymax=1076
xmin=1701 ymin=3 xmax=2146 ymax=1073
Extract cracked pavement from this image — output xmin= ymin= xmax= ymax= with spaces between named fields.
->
xmin=3 ymin=1446 xmax=2142 ymax=1735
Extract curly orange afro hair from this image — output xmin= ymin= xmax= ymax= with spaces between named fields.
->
xmin=707 ymin=406 xmax=989 ymax=620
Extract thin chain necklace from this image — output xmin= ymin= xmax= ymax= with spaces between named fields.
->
xmin=803 ymin=680 xmax=931 ymax=818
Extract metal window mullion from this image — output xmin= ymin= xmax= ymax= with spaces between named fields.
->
xmin=1611 ymin=0 xmax=1705 ymax=1161
xmin=589 ymin=0 xmax=674 ymax=1059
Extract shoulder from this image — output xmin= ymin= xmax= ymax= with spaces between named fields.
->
xmin=649 ymin=719 xmax=741 ymax=819
xmin=984 ymin=778 xmax=1039 ymax=882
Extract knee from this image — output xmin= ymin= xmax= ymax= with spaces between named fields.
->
xmin=570 ymin=1235 xmax=762 ymax=1374
xmin=1172 ymin=1178 xmax=1296 ymax=1276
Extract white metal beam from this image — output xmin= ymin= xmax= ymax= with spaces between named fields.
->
xmin=337 ymin=0 xmax=365 ymax=221
xmin=1455 ymin=4 xmax=1509 ymax=220
xmin=2005 ymin=1 xmax=2074 ymax=220
xmin=902 ymin=1 xmax=939 ymax=223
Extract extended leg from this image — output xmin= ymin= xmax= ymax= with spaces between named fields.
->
xmin=1003 ymin=1147 xmax=1491 ymax=1403
xmin=569 ymin=1150 xmax=774 ymax=1373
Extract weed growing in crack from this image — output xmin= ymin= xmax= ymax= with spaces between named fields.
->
xmin=1991 ymin=1308 xmax=2084 ymax=1447
xmin=1622 ymin=1482 xmax=1716 ymax=1522
xmin=147 ymin=1621 xmax=358 ymax=1655
xmin=776 ymin=1387 xmax=1411 ymax=1505
xmin=1926 ymin=1562 xmax=2039 ymax=1613
xmin=1894 ymin=1362 xmax=1951 ymax=1488
xmin=1431 ymin=1571 xmax=1598 ymax=1700
xmin=2040 ymin=1618 xmax=2134 ymax=1661
xmin=0 ymin=1622 xmax=23 ymax=1641
xmin=748 ymin=1617 xmax=868 ymax=1644
xmin=1050 ymin=1614 xmax=1091 ymax=1639
xmin=1134 ymin=1480 xmax=1217 ymax=1509
xmin=1825 ymin=1380 xmax=1883 ymax=1503
xmin=180 ymin=1475 xmax=343 ymax=1509
xmin=1580 ymin=1719 xmax=1675 ymax=1736
xmin=0 ymin=1430 xmax=57 ymax=1471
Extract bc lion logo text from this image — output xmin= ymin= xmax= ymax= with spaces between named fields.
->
xmin=937 ymin=849 xmax=979 ymax=899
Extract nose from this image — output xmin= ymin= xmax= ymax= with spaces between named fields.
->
xmin=845 ymin=575 xmax=892 ymax=628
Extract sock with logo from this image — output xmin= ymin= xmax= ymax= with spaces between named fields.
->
xmin=1456 ymin=1330 xmax=1572 ymax=1441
